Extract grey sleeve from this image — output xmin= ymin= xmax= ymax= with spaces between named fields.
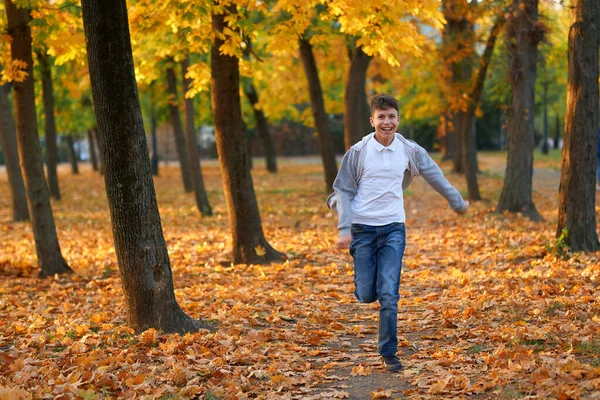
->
xmin=417 ymin=148 xmax=468 ymax=212
xmin=331 ymin=151 xmax=358 ymax=236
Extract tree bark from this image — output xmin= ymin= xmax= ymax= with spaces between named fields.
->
xmin=181 ymin=56 xmax=212 ymax=216
xmin=81 ymin=0 xmax=208 ymax=332
xmin=211 ymin=6 xmax=284 ymax=264
xmin=87 ymin=128 xmax=98 ymax=171
xmin=166 ymin=64 xmax=193 ymax=193
xmin=557 ymin=0 xmax=599 ymax=251
xmin=0 ymin=83 xmax=29 ymax=221
xmin=4 ymin=0 xmax=71 ymax=277
xmin=459 ymin=16 xmax=505 ymax=201
xmin=298 ymin=38 xmax=338 ymax=193
xmin=344 ymin=40 xmax=372 ymax=150
xmin=66 ymin=135 xmax=79 ymax=174
xmin=38 ymin=50 xmax=61 ymax=200
xmin=244 ymin=82 xmax=277 ymax=173
xmin=496 ymin=0 xmax=542 ymax=220
xmin=149 ymin=82 xmax=159 ymax=176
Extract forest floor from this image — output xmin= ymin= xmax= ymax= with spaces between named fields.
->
xmin=1 ymin=151 xmax=600 ymax=400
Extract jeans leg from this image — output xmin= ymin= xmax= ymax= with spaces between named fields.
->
xmin=350 ymin=225 xmax=377 ymax=304
xmin=376 ymin=223 xmax=406 ymax=356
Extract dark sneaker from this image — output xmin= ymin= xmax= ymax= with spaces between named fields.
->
xmin=381 ymin=355 xmax=403 ymax=372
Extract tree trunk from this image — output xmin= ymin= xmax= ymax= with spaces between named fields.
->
xmin=554 ymin=114 xmax=560 ymax=149
xmin=66 ymin=135 xmax=79 ymax=174
xmin=298 ymin=38 xmax=338 ymax=193
xmin=150 ymin=82 xmax=159 ymax=176
xmin=557 ymin=0 xmax=599 ymax=251
xmin=166 ymin=64 xmax=193 ymax=193
xmin=38 ymin=50 xmax=61 ymax=200
xmin=459 ymin=16 xmax=505 ymax=201
xmin=344 ymin=41 xmax=372 ymax=150
xmin=81 ymin=0 xmax=208 ymax=333
xmin=4 ymin=0 xmax=71 ymax=277
xmin=211 ymin=6 xmax=284 ymax=264
xmin=181 ymin=56 xmax=212 ymax=216
xmin=244 ymin=82 xmax=277 ymax=173
xmin=0 ymin=83 xmax=29 ymax=221
xmin=496 ymin=0 xmax=542 ymax=220
xmin=87 ymin=128 xmax=98 ymax=171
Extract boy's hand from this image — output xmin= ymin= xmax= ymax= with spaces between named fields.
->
xmin=336 ymin=234 xmax=352 ymax=249
xmin=456 ymin=200 xmax=469 ymax=215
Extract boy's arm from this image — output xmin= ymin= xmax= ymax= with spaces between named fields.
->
xmin=331 ymin=150 xmax=358 ymax=237
xmin=416 ymin=148 xmax=469 ymax=213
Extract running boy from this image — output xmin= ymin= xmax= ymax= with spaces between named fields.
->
xmin=327 ymin=94 xmax=469 ymax=372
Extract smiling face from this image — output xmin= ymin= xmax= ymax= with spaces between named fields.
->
xmin=370 ymin=107 xmax=399 ymax=146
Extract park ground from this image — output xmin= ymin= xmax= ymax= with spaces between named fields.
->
xmin=1 ymin=151 xmax=600 ymax=399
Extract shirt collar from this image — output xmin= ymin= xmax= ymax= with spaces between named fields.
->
xmin=372 ymin=136 xmax=398 ymax=152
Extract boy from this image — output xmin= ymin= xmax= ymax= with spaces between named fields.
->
xmin=327 ymin=94 xmax=468 ymax=372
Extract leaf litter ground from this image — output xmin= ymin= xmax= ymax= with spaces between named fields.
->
xmin=1 ymin=152 xmax=600 ymax=399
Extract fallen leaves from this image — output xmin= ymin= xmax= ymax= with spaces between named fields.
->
xmin=0 ymin=155 xmax=599 ymax=399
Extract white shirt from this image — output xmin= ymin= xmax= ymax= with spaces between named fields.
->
xmin=351 ymin=137 xmax=408 ymax=225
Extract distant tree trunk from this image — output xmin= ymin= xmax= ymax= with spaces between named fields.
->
xmin=181 ymin=56 xmax=212 ymax=216
xmin=149 ymin=82 xmax=159 ymax=176
xmin=87 ymin=128 xmax=98 ymax=171
xmin=81 ymin=0 xmax=208 ymax=333
xmin=5 ymin=0 xmax=71 ymax=277
xmin=554 ymin=114 xmax=560 ymax=149
xmin=344 ymin=40 xmax=372 ymax=149
xmin=298 ymin=38 xmax=338 ymax=193
xmin=166 ymin=64 xmax=193 ymax=193
xmin=442 ymin=0 xmax=474 ymax=174
xmin=38 ymin=50 xmax=61 ymax=200
xmin=66 ymin=135 xmax=79 ymax=174
xmin=211 ymin=6 xmax=284 ymax=264
xmin=542 ymin=83 xmax=549 ymax=154
xmin=557 ymin=0 xmax=599 ymax=251
xmin=244 ymin=82 xmax=277 ymax=173
xmin=496 ymin=0 xmax=542 ymax=220
xmin=0 ymin=83 xmax=29 ymax=221
xmin=460 ymin=16 xmax=505 ymax=201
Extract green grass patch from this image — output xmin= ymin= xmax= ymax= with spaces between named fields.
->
xmin=574 ymin=340 xmax=600 ymax=356
xmin=466 ymin=344 xmax=488 ymax=354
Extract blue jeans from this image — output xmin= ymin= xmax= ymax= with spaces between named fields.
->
xmin=350 ymin=222 xmax=406 ymax=356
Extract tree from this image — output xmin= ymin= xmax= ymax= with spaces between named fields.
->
xmin=211 ymin=4 xmax=284 ymax=264
xmin=87 ymin=128 xmax=99 ymax=171
xmin=243 ymin=81 xmax=277 ymax=173
xmin=299 ymin=37 xmax=338 ymax=193
xmin=343 ymin=38 xmax=372 ymax=150
xmin=81 ymin=0 xmax=209 ymax=333
xmin=4 ymin=0 xmax=71 ymax=277
xmin=66 ymin=134 xmax=79 ymax=174
xmin=460 ymin=15 xmax=505 ymax=201
xmin=166 ymin=62 xmax=193 ymax=193
xmin=0 ymin=82 xmax=29 ymax=222
xmin=37 ymin=50 xmax=61 ymax=199
xmin=181 ymin=55 xmax=212 ymax=216
xmin=556 ymin=0 xmax=599 ymax=251
xmin=496 ymin=0 xmax=544 ymax=220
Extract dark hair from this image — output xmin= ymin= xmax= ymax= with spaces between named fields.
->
xmin=370 ymin=94 xmax=399 ymax=115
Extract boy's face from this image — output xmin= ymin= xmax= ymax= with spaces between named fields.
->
xmin=370 ymin=107 xmax=399 ymax=146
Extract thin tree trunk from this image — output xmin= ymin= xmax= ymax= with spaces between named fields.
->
xmin=4 ymin=0 xmax=71 ymax=277
xmin=211 ymin=6 xmax=284 ymax=264
xmin=557 ymin=0 xmax=599 ymax=251
xmin=166 ymin=64 xmax=193 ymax=193
xmin=0 ymin=83 xmax=29 ymax=221
xmin=150 ymin=82 xmax=159 ymax=176
xmin=298 ymin=38 xmax=338 ymax=193
xmin=38 ymin=50 xmax=61 ymax=200
xmin=496 ymin=0 xmax=542 ymax=220
xmin=344 ymin=41 xmax=372 ymax=149
xmin=554 ymin=114 xmax=560 ymax=149
xmin=460 ymin=16 xmax=505 ymax=201
xmin=66 ymin=135 xmax=79 ymax=174
xmin=244 ymin=83 xmax=277 ymax=173
xmin=181 ymin=56 xmax=212 ymax=216
xmin=87 ymin=128 xmax=98 ymax=171
xmin=81 ymin=0 xmax=209 ymax=333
